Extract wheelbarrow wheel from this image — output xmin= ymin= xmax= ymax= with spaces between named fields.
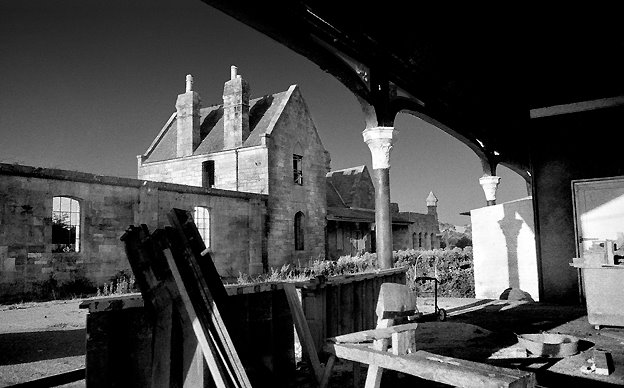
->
xmin=437 ymin=308 xmax=447 ymax=321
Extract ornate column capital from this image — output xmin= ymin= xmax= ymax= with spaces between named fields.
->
xmin=362 ymin=126 xmax=398 ymax=170
xmin=479 ymin=175 xmax=501 ymax=202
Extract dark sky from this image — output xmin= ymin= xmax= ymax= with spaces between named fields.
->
xmin=0 ymin=0 xmax=528 ymax=226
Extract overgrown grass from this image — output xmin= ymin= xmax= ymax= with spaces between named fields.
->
xmin=233 ymin=248 xmax=475 ymax=298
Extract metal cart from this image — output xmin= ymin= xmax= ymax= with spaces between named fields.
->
xmin=414 ymin=276 xmax=447 ymax=321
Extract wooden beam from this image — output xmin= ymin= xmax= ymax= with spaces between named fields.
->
xmin=363 ymin=319 xmax=392 ymax=388
xmin=151 ymin=301 xmax=173 ymax=388
xmin=283 ymin=282 xmax=324 ymax=383
xmin=330 ymin=322 xmax=419 ymax=344
xmin=325 ymin=343 xmax=535 ymax=388
xmin=159 ymin=228 xmax=251 ymax=388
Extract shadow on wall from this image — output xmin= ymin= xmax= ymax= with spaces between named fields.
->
xmin=498 ymin=200 xmax=535 ymax=290
xmin=472 ymin=197 xmax=539 ymax=301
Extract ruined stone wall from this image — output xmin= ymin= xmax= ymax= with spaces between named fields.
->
xmin=266 ymin=87 xmax=328 ymax=266
xmin=0 ymin=164 xmax=267 ymax=303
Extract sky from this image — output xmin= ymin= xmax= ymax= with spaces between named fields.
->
xmin=0 ymin=0 xmax=528 ymax=226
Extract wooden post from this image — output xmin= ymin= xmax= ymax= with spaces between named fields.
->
xmin=284 ymin=283 xmax=324 ymax=384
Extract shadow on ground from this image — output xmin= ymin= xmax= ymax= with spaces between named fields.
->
xmin=0 ymin=329 xmax=85 ymax=365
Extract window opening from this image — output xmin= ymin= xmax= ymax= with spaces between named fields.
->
xmin=52 ymin=196 xmax=80 ymax=252
xmin=193 ymin=206 xmax=210 ymax=249
xmin=202 ymin=160 xmax=215 ymax=188
xmin=293 ymin=154 xmax=303 ymax=185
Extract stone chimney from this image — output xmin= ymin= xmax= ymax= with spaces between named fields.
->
xmin=223 ymin=65 xmax=250 ymax=149
xmin=426 ymin=191 xmax=438 ymax=220
xmin=175 ymin=74 xmax=201 ymax=157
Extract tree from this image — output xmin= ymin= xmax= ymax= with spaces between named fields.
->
xmin=439 ymin=222 xmax=472 ymax=249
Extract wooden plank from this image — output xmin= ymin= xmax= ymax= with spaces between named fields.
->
xmin=391 ymin=330 xmax=416 ymax=356
xmin=340 ymin=282 xmax=354 ymax=335
xmin=167 ymin=208 xmax=229 ymax=307
xmin=151 ymin=301 xmax=173 ymax=388
xmin=319 ymin=354 xmax=336 ymax=388
xmin=363 ymin=319 xmax=392 ymax=388
xmin=159 ymin=246 xmax=230 ymax=388
xmin=165 ymin=210 xmax=253 ymax=388
xmin=122 ymin=225 xmax=241 ymax=388
xmin=325 ymin=343 xmax=536 ymax=388
xmin=283 ymin=282 xmax=324 ymax=384
xmin=330 ymin=322 xmax=420 ymax=344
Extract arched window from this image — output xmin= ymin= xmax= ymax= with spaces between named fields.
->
xmin=294 ymin=212 xmax=305 ymax=251
xmin=430 ymin=233 xmax=436 ymax=249
xmin=412 ymin=232 xmax=418 ymax=249
xmin=193 ymin=206 xmax=210 ymax=249
xmin=418 ymin=232 xmax=423 ymax=248
xmin=52 ymin=196 xmax=80 ymax=253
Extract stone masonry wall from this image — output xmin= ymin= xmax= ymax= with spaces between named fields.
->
xmin=138 ymin=147 xmax=269 ymax=194
xmin=0 ymin=163 xmax=267 ymax=303
xmin=266 ymin=87 xmax=328 ymax=266
xmin=392 ymin=213 xmax=440 ymax=251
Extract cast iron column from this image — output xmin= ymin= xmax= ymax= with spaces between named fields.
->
xmin=363 ymin=127 xmax=397 ymax=269
xmin=479 ymin=175 xmax=501 ymax=206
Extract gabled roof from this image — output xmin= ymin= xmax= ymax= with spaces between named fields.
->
xmin=143 ymin=86 xmax=295 ymax=162
xmin=325 ymin=165 xmax=372 ymax=208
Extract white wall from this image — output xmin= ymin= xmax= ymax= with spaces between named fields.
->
xmin=471 ymin=197 xmax=539 ymax=300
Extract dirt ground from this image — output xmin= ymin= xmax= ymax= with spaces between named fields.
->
xmin=0 ymin=300 xmax=87 ymax=387
xmin=1 ymin=298 xmax=624 ymax=387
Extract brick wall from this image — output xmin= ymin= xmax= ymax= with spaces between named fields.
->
xmin=0 ymin=163 xmax=267 ymax=303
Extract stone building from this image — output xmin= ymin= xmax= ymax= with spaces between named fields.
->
xmin=325 ymin=165 xmax=440 ymax=259
xmin=138 ymin=67 xmax=330 ymax=268
xmin=0 ymin=67 xmax=440 ymax=302
xmin=0 ymin=163 xmax=267 ymax=303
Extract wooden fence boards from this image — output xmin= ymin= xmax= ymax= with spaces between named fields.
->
xmin=296 ymin=268 xmax=408 ymax=351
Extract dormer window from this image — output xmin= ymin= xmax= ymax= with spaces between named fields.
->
xmin=293 ymin=154 xmax=303 ymax=185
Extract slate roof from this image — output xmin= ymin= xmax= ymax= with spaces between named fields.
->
xmin=143 ymin=87 xmax=294 ymax=162
xmin=326 ymin=165 xmax=413 ymax=225
xmin=325 ymin=165 xmax=368 ymax=208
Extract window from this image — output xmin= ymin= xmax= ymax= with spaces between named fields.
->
xmin=202 ymin=160 xmax=215 ymax=188
xmin=294 ymin=211 xmax=305 ymax=250
xmin=193 ymin=206 xmax=210 ymax=249
xmin=412 ymin=232 xmax=418 ymax=249
xmin=52 ymin=196 xmax=80 ymax=253
xmin=418 ymin=232 xmax=423 ymax=248
xmin=431 ymin=233 xmax=436 ymax=249
xmin=293 ymin=154 xmax=303 ymax=185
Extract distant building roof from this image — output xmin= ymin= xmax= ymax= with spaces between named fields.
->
xmin=143 ymin=87 xmax=294 ymax=162
xmin=326 ymin=165 xmax=374 ymax=209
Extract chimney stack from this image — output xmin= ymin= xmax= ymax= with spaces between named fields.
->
xmin=223 ymin=65 xmax=250 ymax=149
xmin=176 ymin=74 xmax=201 ymax=157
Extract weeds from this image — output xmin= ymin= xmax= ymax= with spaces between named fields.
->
xmin=233 ymin=248 xmax=475 ymax=297
xmin=96 ymin=270 xmax=137 ymax=297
